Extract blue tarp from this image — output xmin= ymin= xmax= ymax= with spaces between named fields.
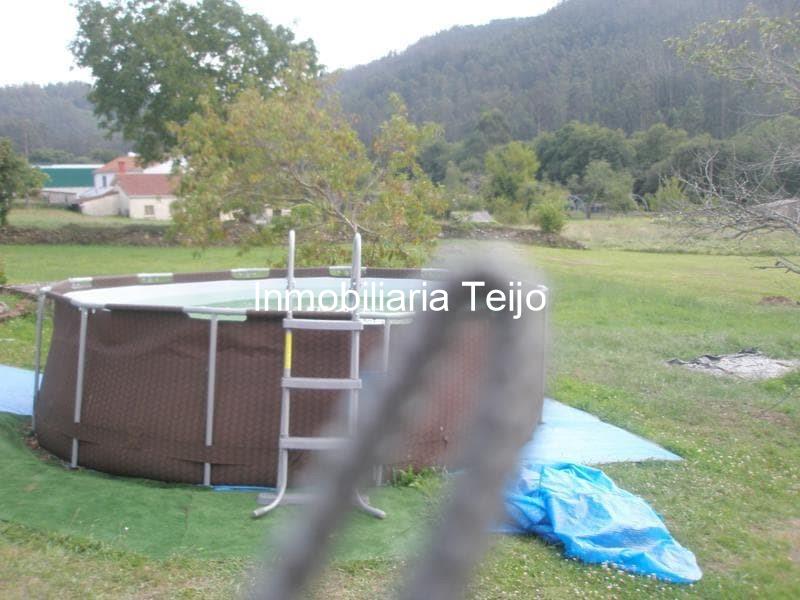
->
xmin=520 ymin=399 xmax=681 ymax=464
xmin=0 ymin=365 xmax=35 ymax=416
xmin=499 ymin=462 xmax=702 ymax=583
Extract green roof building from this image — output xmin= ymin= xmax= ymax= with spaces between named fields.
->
xmin=37 ymin=165 xmax=101 ymax=189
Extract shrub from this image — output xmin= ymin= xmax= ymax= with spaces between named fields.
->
xmin=0 ymin=257 xmax=5 ymax=285
xmin=490 ymin=196 xmax=527 ymax=225
xmin=646 ymin=176 xmax=685 ymax=212
xmin=533 ymin=199 xmax=567 ymax=234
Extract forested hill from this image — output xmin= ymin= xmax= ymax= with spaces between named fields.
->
xmin=335 ymin=0 xmax=795 ymax=142
xmin=0 ymin=81 xmax=128 ymax=162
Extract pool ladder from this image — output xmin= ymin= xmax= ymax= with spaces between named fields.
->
xmin=252 ymin=230 xmax=386 ymax=519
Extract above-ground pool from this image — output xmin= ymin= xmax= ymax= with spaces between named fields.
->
xmin=34 ymin=266 xmax=545 ymax=486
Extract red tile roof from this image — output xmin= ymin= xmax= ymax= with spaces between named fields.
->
xmin=116 ymin=173 xmax=178 ymax=197
xmin=94 ymin=156 xmax=145 ymax=175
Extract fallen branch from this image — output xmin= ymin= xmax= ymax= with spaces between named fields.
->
xmin=754 ymin=257 xmax=800 ymax=275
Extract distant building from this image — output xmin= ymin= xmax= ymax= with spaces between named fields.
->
xmin=92 ymin=155 xmax=145 ymax=188
xmin=117 ymin=173 xmax=178 ymax=220
xmin=69 ymin=155 xmax=178 ymax=220
xmin=36 ymin=164 xmax=102 ymax=205
xmin=76 ymin=172 xmax=178 ymax=220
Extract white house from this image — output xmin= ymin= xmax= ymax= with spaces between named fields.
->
xmin=75 ymin=172 xmax=178 ymax=220
xmin=92 ymin=155 xmax=145 ymax=188
xmin=117 ymin=173 xmax=178 ymax=220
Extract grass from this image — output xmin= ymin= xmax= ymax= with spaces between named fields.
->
xmin=0 ymin=244 xmax=282 ymax=284
xmin=0 ymin=411 xmax=435 ymax=562
xmin=6 ymin=206 xmax=169 ymax=229
xmin=564 ymin=215 xmax=800 ymax=256
xmin=0 ymin=240 xmax=799 ymax=597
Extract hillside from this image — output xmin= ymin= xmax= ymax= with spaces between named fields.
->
xmin=335 ymin=0 xmax=795 ymax=142
xmin=0 ymin=81 xmax=128 ymax=161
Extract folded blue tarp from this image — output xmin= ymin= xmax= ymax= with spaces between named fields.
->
xmin=0 ymin=365 xmax=35 ymax=416
xmin=499 ymin=462 xmax=702 ymax=584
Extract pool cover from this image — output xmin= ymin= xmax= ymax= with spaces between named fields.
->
xmin=498 ymin=462 xmax=702 ymax=583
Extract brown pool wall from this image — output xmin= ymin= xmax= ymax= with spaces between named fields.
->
xmin=35 ymin=268 xmax=544 ymax=486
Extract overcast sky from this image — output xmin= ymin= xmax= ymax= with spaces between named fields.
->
xmin=0 ymin=0 xmax=559 ymax=86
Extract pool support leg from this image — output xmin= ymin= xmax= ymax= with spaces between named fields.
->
xmin=70 ymin=307 xmax=88 ymax=469
xmin=32 ymin=288 xmax=48 ymax=432
xmin=203 ymin=315 xmax=219 ymax=486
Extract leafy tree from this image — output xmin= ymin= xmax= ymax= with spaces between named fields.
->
xmin=630 ymin=123 xmax=688 ymax=194
xmin=418 ymin=130 xmax=455 ymax=183
xmin=576 ymin=159 xmax=635 ymax=217
xmin=457 ymin=109 xmax=513 ymax=168
xmin=484 ymin=141 xmax=540 ymax=204
xmin=71 ymin=0 xmax=316 ymax=162
xmin=673 ymin=4 xmax=800 ymax=110
xmin=173 ymin=59 xmax=444 ymax=266
xmin=729 ymin=115 xmax=800 ymax=197
xmin=672 ymin=6 xmax=800 ymax=274
xmin=535 ymin=121 xmax=633 ymax=184
xmin=661 ymin=134 xmax=730 ymax=190
xmin=476 ymin=109 xmax=513 ymax=147
xmin=0 ymin=138 xmax=46 ymax=226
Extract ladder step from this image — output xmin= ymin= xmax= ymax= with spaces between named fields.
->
xmin=283 ymin=318 xmax=363 ymax=331
xmin=281 ymin=436 xmax=348 ymax=451
xmin=282 ymin=377 xmax=361 ymax=390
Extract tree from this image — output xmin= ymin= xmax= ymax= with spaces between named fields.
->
xmin=577 ymin=160 xmax=635 ymax=217
xmin=535 ymin=121 xmax=633 ymax=184
xmin=0 ymin=138 xmax=46 ymax=227
xmin=71 ymin=0 xmax=316 ymax=162
xmin=630 ymin=123 xmax=688 ymax=195
xmin=673 ymin=4 xmax=800 ymax=110
xmin=457 ymin=109 xmax=513 ymax=169
xmin=672 ymin=5 xmax=800 ymax=273
xmin=484 ymin=142 xmax=540 ymax=204
xmin=418 ymin=131 xmax=454 ymax=183
xmin=172 ymin=58 xmax=444 ymax=266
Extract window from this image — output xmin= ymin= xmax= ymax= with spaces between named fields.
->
xmin=144 ymin=205 xmax=155 ymax=216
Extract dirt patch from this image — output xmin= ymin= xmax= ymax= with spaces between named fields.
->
xmin=760 ymin=295 xmax=799 ymax=307
xmin=668 ymin=349 xmax=800 ymax=381
xmin=0 ymin=298 xmax=33 ymax=323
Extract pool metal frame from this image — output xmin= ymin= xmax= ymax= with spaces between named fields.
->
xmin=31 ymin=236 xmax=547 ymax=494
xmin=31 ymin=265 xmax=471 ymax=490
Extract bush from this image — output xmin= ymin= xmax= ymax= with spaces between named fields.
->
xmin=490 ymin=196 xmax=527 ymax=225
xmin=533 ymin=199 xmax=567 ymax=234
xmin=646 ymin=176 xmax=685 ymax=212
xmin=0 ymin=257 xmax=5 ymax=285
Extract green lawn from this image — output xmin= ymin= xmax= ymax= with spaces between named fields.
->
xmin=0 ymin=244 xmax=281 ymax=284
xmin=564 ymin=215 xmax=800 ymax=256
xmin=7 ymin=206 xmax=170 ymax=229
xmin=1 ymin=241 xmax=799 ymax=598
